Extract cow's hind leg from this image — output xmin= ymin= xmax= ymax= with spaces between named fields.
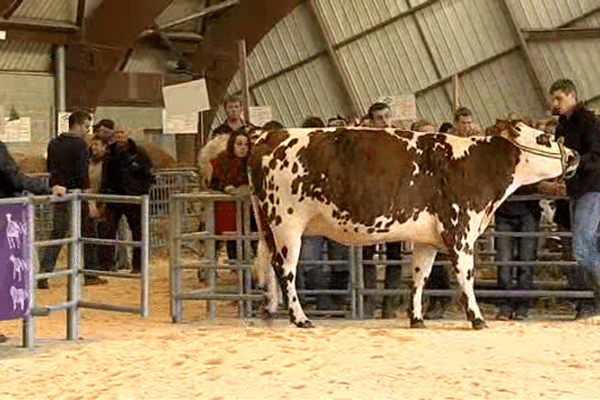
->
xmin=271 ymin=227 xmax=313 ymax=328
xmin=409 ymin=245 xmax=438 ymax=328
xmin=452 ymin=249 xmax=487 ymax=330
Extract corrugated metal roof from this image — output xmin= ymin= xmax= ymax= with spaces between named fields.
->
xmin=458 ymin=50 xmax=544 ymax=125
xmin=154 ymin=0 xmax=207 ymax=32
xmin=12 ymin=0 xmax=78 ymax=22
xmin=415 ymin=83 xmax=453 ymax=125
xmin=416 ymin=0 xmax=516 ymax=77
xmin=122 ymin=46 xmax=173 ymax=73
xmin=316 ymin=0 xmax=410 ymax=43
xmin=507 ymin=0 xmax=599 ymax=29
xmin=529 ymin=38 xmax=600 ymax=102
xmin=215 ymin=0 xmax=600 ymax=130
xmin=246 ymin=2 xmax=325 ymax=83
xmin=571 ymin=9 xmax=600 ymax=27
xmin=0 ymin=41 xmax=53 ymax=72
xmin=223 ymin=55 xmax=349 ymax=128
xmin=336 ymin=16 xmax=440 ymax=111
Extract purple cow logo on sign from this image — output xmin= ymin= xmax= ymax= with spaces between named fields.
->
xmin=0 ymin=204 xmax=30 ymax=320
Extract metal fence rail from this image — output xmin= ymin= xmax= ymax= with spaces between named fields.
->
xmin=169 ymin=193 xmax=592 ymax=322
xmin=0 ymin=192 xmax=151 ymax=348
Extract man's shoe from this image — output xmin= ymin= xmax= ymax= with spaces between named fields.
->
xmin=0 ymin=334 xmax=8 ymax=343
xmin=513 ymin=306 xmax=529 ymax=321
xmin=495 ymin=307 xmax=512 ymax=321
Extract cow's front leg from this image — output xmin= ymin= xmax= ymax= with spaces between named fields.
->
xmin=409 ymin=245 xmax=438 ymax=328
xmin=452 ymin=249 xmax=487 ymax=330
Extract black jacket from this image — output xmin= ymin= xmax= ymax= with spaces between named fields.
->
xmin=555 ymin=104 xmax=600 ymax=199
xmin=0 ymin=141 xmax=49 ymax=198
xmin=47 ymin=133 xmax=88 ymax=190
xmin=101 ymin=139 xmax=155 ymax=196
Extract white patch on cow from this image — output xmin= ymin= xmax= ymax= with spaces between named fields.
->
xmin=446 ymin=135 xmax=479 ymax=159
xmin=412 ymin=162 xmax=420 ymax=176
xmin=451 ymin=204 xmax=460 ymax=226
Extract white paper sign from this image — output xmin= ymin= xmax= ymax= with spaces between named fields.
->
xmin=57 ymin=111 xmax=71 ymax=134
xmin=162 ymin=79 xmax=210 ymax=116
xmin=378 ymin=94 xmax=417 ymax=122
xmin=162 ymin=109 xmax=198 ymax=134
xmin=2 ymin=117 xmax=31 ymax=142
xmin=249 ymin=106 xmax=273 ymax=128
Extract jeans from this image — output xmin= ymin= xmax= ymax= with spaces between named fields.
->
xmin=298 ymin=236 xmax=349 ymax=310
xmin=571 ymin=192 xmax=600 ymax=274
xmin=362 ymin=242 xmax=403 ymax=317
xmin=39 ymin=203 xmax=71 ymax=274
xmin=98 ymin=203 xmax=142 ymax=273
xmin=495 ymin=211 xmax=539 ymax=311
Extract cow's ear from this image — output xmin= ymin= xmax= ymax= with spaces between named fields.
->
xmin=492 ymin=119 xmax=519 ymax=139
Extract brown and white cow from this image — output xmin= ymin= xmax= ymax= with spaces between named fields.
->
xmin=249 ymin=120 xmax=579 ymax=329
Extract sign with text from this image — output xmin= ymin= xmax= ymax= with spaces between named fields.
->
xmin=1 ymin=117 xmax=31 ymax=142
xmin=162 ymin=79 xmax=210 ymax=116
xmin=162 ymin=109 xmax=199 ymax=134
xmin=378 ymin=94 xmax=417 ymax=123
xmin=0 ymin=204 xmax=31 ymax=320
xmin=249 ymin=106 xmax=273 ymax=128
xmin=57 ymin=111 xmax=71 ymax=134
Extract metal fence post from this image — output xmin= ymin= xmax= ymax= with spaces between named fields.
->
xmin=206 ymin=199 xmax=216 ymax=319
xmin=22 ymin=199 xmax=36 ymax=348
xmin=170 ymin=196 xmax=182 ymax=322
xmin=349 ymin=246 xmax=357 ymax=320
xmin=140 ymin=194 xmax=150 ymax=318
xmin=67 ymin=192 xmax=81 ymax=340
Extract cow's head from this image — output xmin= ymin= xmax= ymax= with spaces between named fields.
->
xmin=490 ymin=119 xmax=579 ymax=180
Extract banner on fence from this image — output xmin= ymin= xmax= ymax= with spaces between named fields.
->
xmin=0 ymin=204 xmax=30 ymax=320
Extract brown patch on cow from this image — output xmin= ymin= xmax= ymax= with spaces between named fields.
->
xmin=536 ymin=133 xmax=552 ymax=148
xmin=281 ymin=246 xmax=288 ymax=259
xmin=290 ymin=129 xmax=520 ymax=248
xmin=394 ymin=130 xmax=414 ymax=141
xmin=249 ymin=130 xmax=291 ymax=202
xmin=292 ymin=163 xmax=299 ymax=174
xmin=287 ymin=208 xmax=294 ymax=214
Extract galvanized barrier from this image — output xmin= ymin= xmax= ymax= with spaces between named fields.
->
xmin=169 ymin=192 xmax=263 ymax=322
xmin=169 ymin=193 xmax=590 ymax=322
xmin=4 ymin=191 xmax=150 ymax=348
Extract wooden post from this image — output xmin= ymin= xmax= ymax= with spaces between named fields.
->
xmin=452 ymin=73 xmax=460 ymax=110
xmin=238 ymin=39 xmax=251 ymax=124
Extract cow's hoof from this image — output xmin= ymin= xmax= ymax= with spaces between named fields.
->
xmin=296 ymin=320 xmax=315 ymax=329
xmin=472 ymin=319 xmax=488 ymax=330
xmin=410 ymin=319 xmax=426 ymax=329
xmin=261 ymin=307 xmax=277 ymax=321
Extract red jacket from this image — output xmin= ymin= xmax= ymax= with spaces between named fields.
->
xmin=209 ymin=153 xmax=248 ymax=235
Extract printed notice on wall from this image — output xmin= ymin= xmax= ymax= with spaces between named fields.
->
xmin=1 ymin=117 xmax=31 ymax=142
xmin=249 ymin=106 xmax=273 ymax=128
xmin=378 ymin=94 xmax=417 ymax=124
xmin=57 ymin=111 xmax=71 ymax=134
xmin=162 ymin=109 xmax=198 ymax=134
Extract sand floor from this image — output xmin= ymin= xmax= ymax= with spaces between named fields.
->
xmin=1 ymin=253 xmax=600 ymax=399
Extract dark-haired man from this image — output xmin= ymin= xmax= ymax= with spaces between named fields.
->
xmin=549 ymin=78 xmax=600 ymax=318
xmin=39 ymin=110 xmax=94 ymax=288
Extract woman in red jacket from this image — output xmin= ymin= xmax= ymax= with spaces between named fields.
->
xmin=209 ymin=131 xmax=253 ymax=260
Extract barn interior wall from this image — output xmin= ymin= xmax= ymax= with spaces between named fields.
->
xmin=0 ymin=72 xmax=55 ymax=157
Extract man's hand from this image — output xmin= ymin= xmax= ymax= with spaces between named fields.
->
xmin=537 ymin=180 xmax=566 ymax=196
xmin=51 ymin=185 xmax=67 ymax=196
xmin=88 ymin=202 xmax=99 ymax=218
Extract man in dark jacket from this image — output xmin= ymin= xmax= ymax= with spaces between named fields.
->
xmin=0 ymin=140 xmax=66 ymax=342
xmin=99 ymin=125 xmax=154 ymax=274
xmin=549 ymin=78 xmax=600 ymax=318
xmin=38 ymin=110 xmax=96 ymax=289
